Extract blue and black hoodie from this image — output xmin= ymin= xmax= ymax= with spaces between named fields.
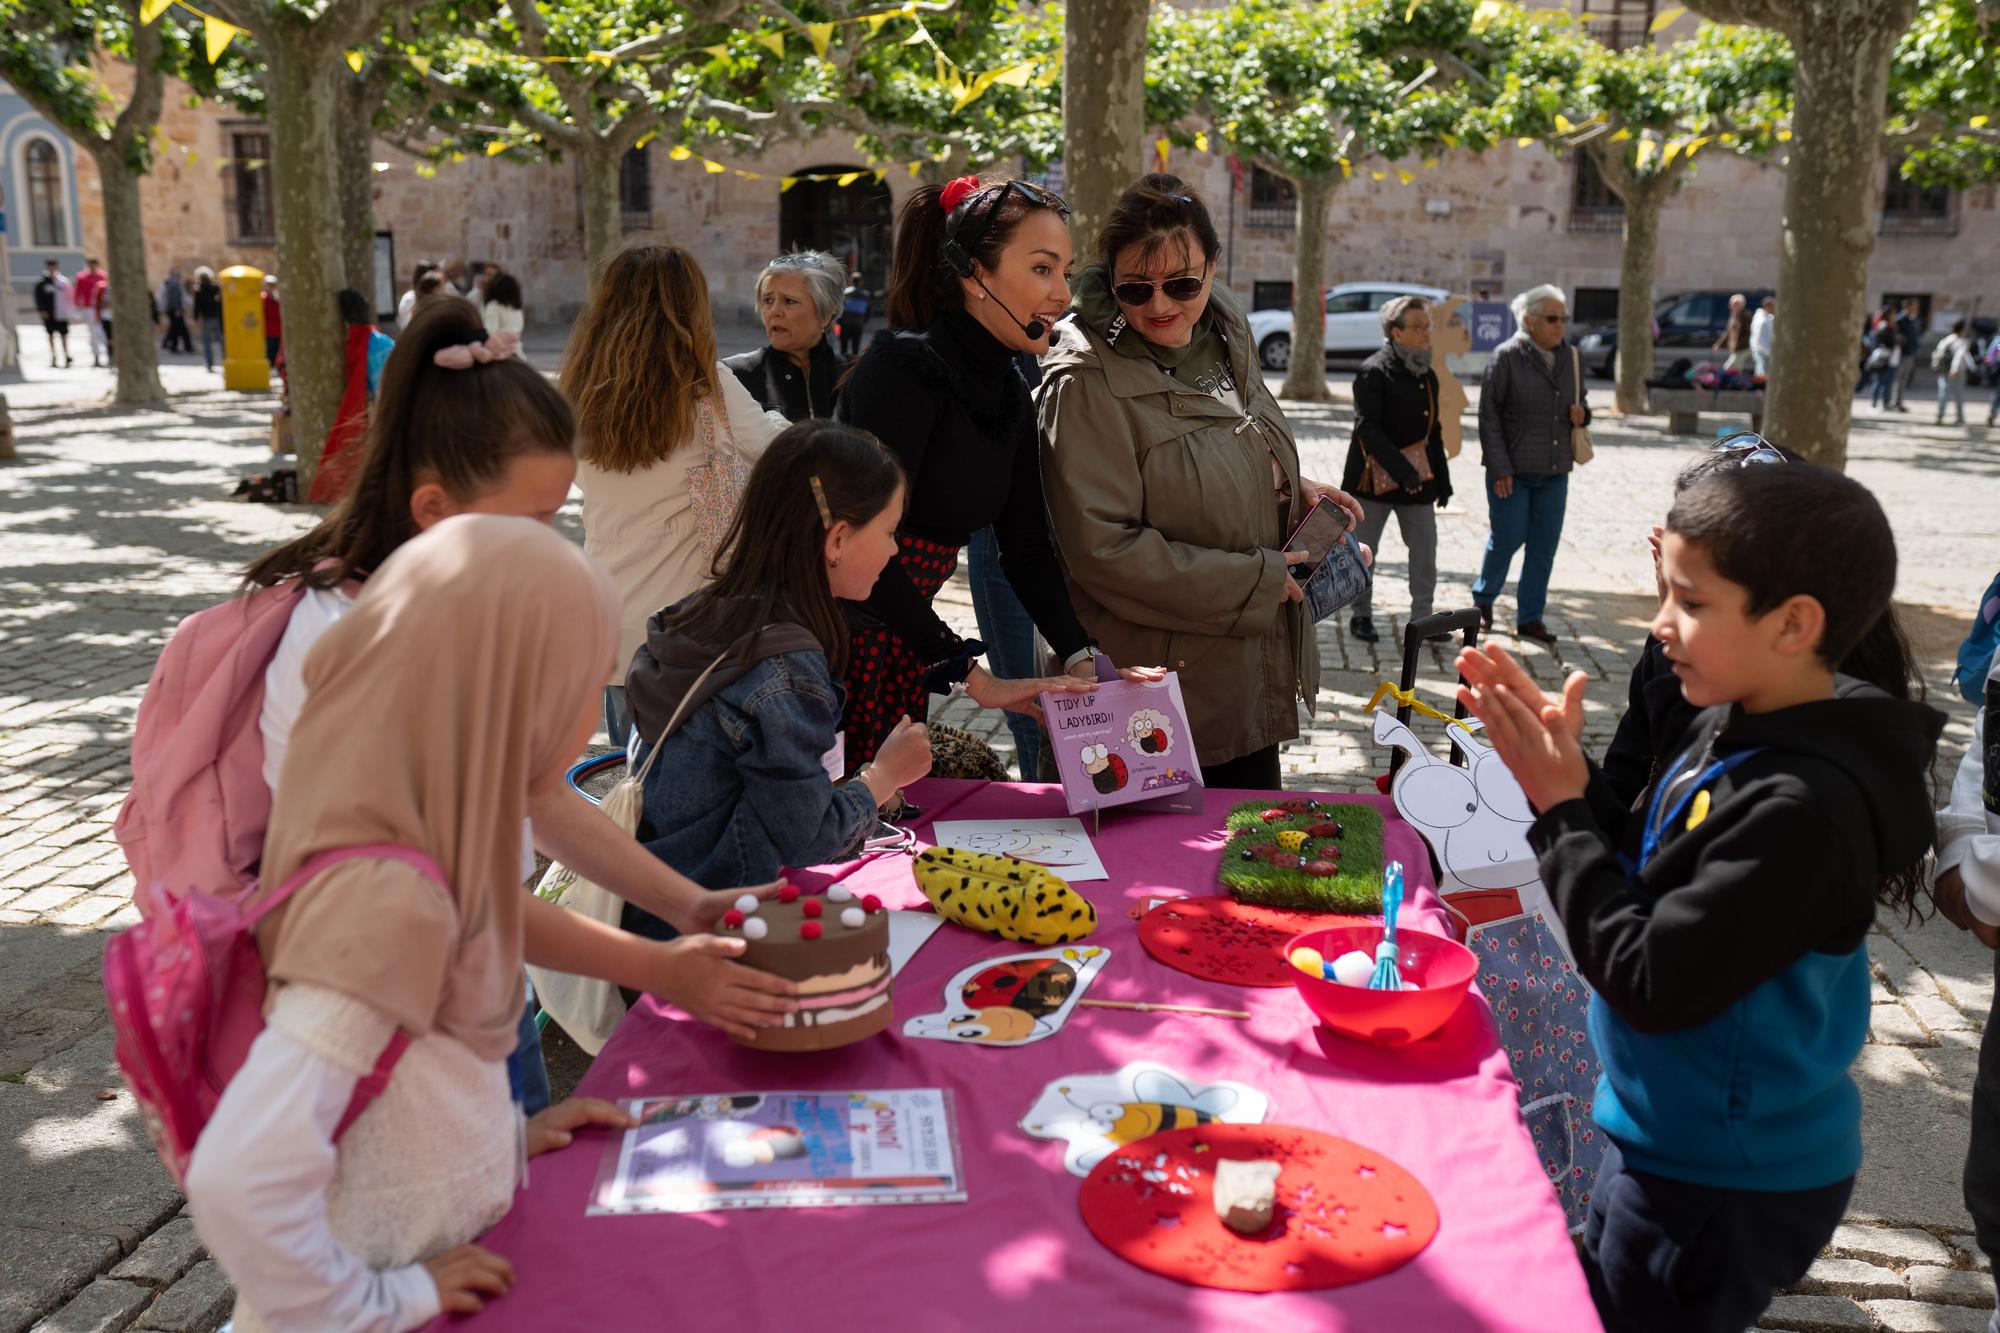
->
xmin=1528 ymin=677 xmax=1942 ymax=1192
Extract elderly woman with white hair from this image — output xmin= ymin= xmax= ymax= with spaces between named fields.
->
xmin=1470 ymin=283 xmax=1589 ymax=646
xmin=724 ymin=250 xmax=848 ymax=421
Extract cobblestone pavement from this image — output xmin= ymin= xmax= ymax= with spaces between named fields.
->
xmin=3 ymin=352 xmax=1998 ymax=1331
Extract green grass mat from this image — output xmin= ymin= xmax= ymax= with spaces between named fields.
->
xmin=1217 ymin=797 xmax=1385 ymax=913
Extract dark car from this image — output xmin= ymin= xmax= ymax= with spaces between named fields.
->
xmin=1572 ymin=288 xmax=1776 ymax=379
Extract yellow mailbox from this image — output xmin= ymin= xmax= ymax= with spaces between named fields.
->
xmin=221 ymin=265 xmax=270 ymax=392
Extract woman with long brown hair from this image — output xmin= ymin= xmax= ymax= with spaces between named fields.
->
xmin=833 ymin=176 xmax=1105 ymax=767
xmin=563 ymin=244 xmax=787 ymax=740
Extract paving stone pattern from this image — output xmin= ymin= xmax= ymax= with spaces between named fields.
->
xmin=3 ymin=359 xmax=1998 ymax=1330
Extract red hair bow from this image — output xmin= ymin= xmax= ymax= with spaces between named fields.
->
xmin=939 ymin=175 xmax=983 ymax=214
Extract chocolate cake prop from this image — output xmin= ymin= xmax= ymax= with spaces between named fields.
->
xmin=717 ymin=884 xmax=891 ymax=1051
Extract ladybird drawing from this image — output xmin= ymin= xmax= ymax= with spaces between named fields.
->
xmin=1081 ymin=743 xmax=1129 ymax=794
xmin=1019 ymin=1061 xmax=1271 ymax=1176
xmin=1125 ymin=708 xmax=1175 ymax=757
xmin=903 ymin=946 xmax=1112 ymax=1048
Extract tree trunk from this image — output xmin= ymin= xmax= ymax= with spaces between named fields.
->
xmin=578 ymin=139 xmax=624 ymax=291
xmin=1061 ymin=0 xmax=1147 ymax=258
xmin=1278 ymin=173 xmax=1336 ymax=403
xmin=337 ymin=76 xmax=379 ymax=304
xmin=264 ymin=28 xmax=349 ymax=492
xmin=1613 ymin=178 xmax=1666 ymax=416
xmin=1753 ymin=2 xmax=1916 ymax=467
xmin=96 ymin=146 xmax=166 ymax=407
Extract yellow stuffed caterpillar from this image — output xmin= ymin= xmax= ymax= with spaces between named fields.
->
xmin=913 ymin=847 xmax=1098 ymax=944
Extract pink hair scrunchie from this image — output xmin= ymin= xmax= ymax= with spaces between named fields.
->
xmin=432 ymin=330 xmax=522 ymax=370
xmin=939 ymin=175 xmax=983 ymax=214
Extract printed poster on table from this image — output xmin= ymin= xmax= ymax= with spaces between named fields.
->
xmin=587 ymin=1089 xmax=966 ymax=1216
xmin=1040 ymin=656 xmax=1203 ymax=818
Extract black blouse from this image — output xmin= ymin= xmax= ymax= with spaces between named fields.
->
xmin=723 ymin=338 xmax=843 ymax=422
xmin=835 ymin=308 xmax=1088 ymax=667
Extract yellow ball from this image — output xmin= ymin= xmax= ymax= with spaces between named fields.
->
xmin=1275 ymin=830 xmax=1307 ymax=852
xmin=1289 ymin=946 xmax=1324 ymax=976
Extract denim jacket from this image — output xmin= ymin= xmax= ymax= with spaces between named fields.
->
xmin=633 ymin=648 xmax=877 ymax=929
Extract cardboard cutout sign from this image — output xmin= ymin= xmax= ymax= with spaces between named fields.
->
xmin=1020 ymin=1061 xmax=1270 ymax=1176
xmin=1433 ymin=295 xmax=1472 ymax=459
xmin=903 ymin=946 xmax=1111 ymax=1047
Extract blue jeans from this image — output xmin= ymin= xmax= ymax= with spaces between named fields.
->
xmin=507 ymin=980 xmax=552 ymax=1117
xmin=967 ymin=527 xmax=1042 ymax=779
xmin=199 ymin=319 xmax=220 ymax=371
xmin=1869 ymin=365 xmax=1897 ymax=408
xmin=1471 ymin=473 xmax=1568 ymax=625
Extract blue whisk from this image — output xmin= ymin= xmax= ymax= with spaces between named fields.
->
xmin=1370 ymin=860 xmax=1405 ymax=991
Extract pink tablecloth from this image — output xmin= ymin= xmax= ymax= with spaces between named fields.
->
xmin=442 ymin=782 xmax=1599 ymax=1332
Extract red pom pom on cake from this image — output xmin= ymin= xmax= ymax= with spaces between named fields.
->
xmin=800 ymin=921 xmax=823 ymax=940
xmin=778 ymin=884 xmax=801 ymax=904
xmin=801 ymin=898 xmax=823 ymax=919
xmin=722 ymin=909 xmax=745 ymax=928
xmin=861 ymin=895 xmax=882 ymax=912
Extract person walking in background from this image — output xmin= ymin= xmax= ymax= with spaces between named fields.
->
xmin=1470 ymin=283 xmax=1587 ymax=647
xmin=192 ymin=267 xmax=223 ymax=372
xmin=725 ymin=251 xmax=846 ymax=421
xmin=398 ymin=260 xmax=437 ymax=330
xmin=1934 ymin=318 xmax=1975 ymax=427
xmin=159 ymin=267 xmax=193 ymax=354
xmin=839 ymin=271 xmax=870 ymax=359
xmin=33 ymin=259 xmax=73 ymax=368
xmin=1712 ymin=293 xmax=1751 ymax=371
xmin=1343 ymin=295 xmax=1450 ymax=644
xmin=311 ymin=289 xmax=398 ymax=504
xmin=1865 ymin=324 xmax=1902 ymax=412
xmin=1893 ymin=297 xmax=1923 ymax=412
xmin=73 ymin=257 xmax=107 ymax=368
xmin=1985 ymin=337 xmax=2000 ymax=428
xmin=1750 ymin=297 xmax=1775 ymax=379
xmin=261 ymin=275 xmax=283 ymax=366
xmin=481 ymin=271 xmax=525 ymax=339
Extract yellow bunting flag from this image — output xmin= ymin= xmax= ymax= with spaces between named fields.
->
xmin=703 ymin=159 xmax=727 ymax=174
xmin=903 ymin=23 xmax=929 ymax=45
xmin=781 ymin=177 xmax=800 ymax=192
xmin=345 ymin=50 xmax=364 ymax=74
xmin=1650 ymin=6 xmax=1685 ymax=34
xmin=1371 ymin=169 xmax=1387 ymax=180
xmin=1470 ymin=0 xmax=1504 ymax=34
xmin=754 ymin=31 xmax=784 ymax=58
xmin=669 ymin=145 xmax=692 ymax=161
xmin=139 ymin=0 xmax=173 ymax=24
xmin=836 ymin=171 xmax=862 ymax=186
xmin=1635 ymin=137 xmax=1657 ymax=167
xmin=908 ymin=161 xmax=923 ymax=177
xmin=409 ymin=54 xmax=432 ymax=78
xmin=1339 ymin=158 xmax=1352 ymax=178
xmin=873 ymin=167 xmax=888 ymax=183
xmin=703 ymin=44 xmax=729 ymax=58
xmin=486 ymin=140 xmax=510 ymax=157
xmin=586 ymin=50 xmax=615 ymax=66
xmin=1404 ymin=0 xmax=1420 ymax=19
xmin=1517 ymin=136 xmax=1534 ymax=147
xmin=989 ymin=60 xmax=1035 ymax=89
xmin=807 ymin=22 xmax=834 ymax=58
xmin=866 ymin=13 xmax=893 ymax=34
xmin=1777 ymin=128 xmax=1792 ymax=141
xmin=203 ymin=15 xmax=243 ymax=63
xmin=1554 ymin=113 xmax=1575 ymax=134
xmin=1609 ymin=127 xmax=1632 ymax=142
xmin=1194 ymin=131 xmax=1210 ymax=153
xmin=1154 ymin=137 xmax=1170 ymax=171
xmin=1662 ymin=140 xmax=1683 ymax=167
xmin=1972 ymin=114 xmax=1991 ymax=129
xmin=1397 ymin=168 xmax=1413 ymax=184
xmin=635 ymin=128 xmax=659 ymax=150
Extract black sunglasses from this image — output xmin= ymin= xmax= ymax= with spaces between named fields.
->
xmin=1113 ymin=273 xmax=1209 ymax=307
xmin=949 ymin=180 xmax=1072 ymax=249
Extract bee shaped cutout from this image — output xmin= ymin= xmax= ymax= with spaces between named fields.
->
xmin=904 ymin=946 xmax=1110 ymax=1047
xmin=1020 ymin=1061 xmax=1271 ymax=1176
xmin=1079 ymin=742 xmax=1130 ymax=795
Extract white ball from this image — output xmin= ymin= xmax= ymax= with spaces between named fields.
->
xmin=741 ymin=917 xmax=769 ymax=941
xmin=1331 ymin=949 xmax=1377 ymax=988
xmin=827 ymin=885 xmax=854 ymax=903
xmin=733 ymin=894 xmax=760 ymax=915
xmin=840 ymin=907 xmax=866 ymax=929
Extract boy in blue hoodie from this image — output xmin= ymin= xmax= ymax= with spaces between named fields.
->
xmin=1457 ymin=462 xmax=1942 ymax=1333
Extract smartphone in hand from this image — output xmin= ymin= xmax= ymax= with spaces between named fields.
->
xmin=1283 ymin=498 xmax=1353 ymax=576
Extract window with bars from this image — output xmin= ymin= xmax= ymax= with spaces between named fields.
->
xmin=24 ymin=138 xmax=66 ymax=247
xmin=1881 ymin=158 xmax=1955 ymax=237
xmin=620 ymin=144 xmax=653 ymax=230
xmin=223 ymin=127 xmax=275 ymax=244
xmin=1246 ymin=167 xmax=1297 ymax=230
xmin=1569 ymin=152 xmax=1625 ymax=234
xmin=1579 ymin=0 xmax=1657 ymax=50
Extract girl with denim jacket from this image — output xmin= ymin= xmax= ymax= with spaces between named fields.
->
xmin=626 ymin=422 xmax=934 ymax=938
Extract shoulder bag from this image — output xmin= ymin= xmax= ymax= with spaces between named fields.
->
xmin=685 ymin=383 xmax=755 ymax=569
xmin=1361 ymin=375 xmax=1437 ymax=497
xmin=1569 ymin=344 xmax=1595 ymax=466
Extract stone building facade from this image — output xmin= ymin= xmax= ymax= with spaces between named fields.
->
xmin=38 ymin=51 xmax=2000 ymax=340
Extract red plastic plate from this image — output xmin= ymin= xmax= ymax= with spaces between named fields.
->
xmin=1139 ymin=895 xmax=1363 ymax=988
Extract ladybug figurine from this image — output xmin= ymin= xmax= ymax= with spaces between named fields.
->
xmin=1306 ymin=821 xmax=1344 ymax=840
xmin=1302 ymin=859 xmax=1339 ymax=878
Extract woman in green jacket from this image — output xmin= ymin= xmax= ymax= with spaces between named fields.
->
xmin=1037 ymin=175 xmax=1365 ymax=790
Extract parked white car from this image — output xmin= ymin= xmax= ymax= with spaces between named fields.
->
xmin=1246 ymin=281 xmax=1451 ymax=372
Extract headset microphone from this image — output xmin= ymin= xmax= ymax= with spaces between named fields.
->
xmin=974 ymin=274 xmax=1046 ymax=342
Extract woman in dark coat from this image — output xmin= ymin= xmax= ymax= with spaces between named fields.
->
xmin=1340 ymin=295 xmax=1452 ymax=643
xmin=724 ymin=251 xmax=846 ymax=421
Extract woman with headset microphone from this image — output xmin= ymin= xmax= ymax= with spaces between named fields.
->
xmin=834 ymin=176 xmax=1151 ymax=770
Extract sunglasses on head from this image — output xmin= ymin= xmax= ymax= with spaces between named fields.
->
xmin=1710 ymin=431 xmax=1786 ymax=466
xmin=1113 ymin=273 xmax=1209 ymax=307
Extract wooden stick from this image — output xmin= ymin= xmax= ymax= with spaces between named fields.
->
xmin=1079 ymin=998 xmax=1252 ymax=1020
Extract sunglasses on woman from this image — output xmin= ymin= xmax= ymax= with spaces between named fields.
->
xmin=1113 ymin=271 xmax=1209 ymax=307
xmin=1710 ymin=431 xmax=1786 ymax=466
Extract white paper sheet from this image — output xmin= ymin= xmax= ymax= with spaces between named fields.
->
xmin=927 ymin=817 xmax=1109 ymax=883
xmin=887 ymin=910 xmax=944 ymax=977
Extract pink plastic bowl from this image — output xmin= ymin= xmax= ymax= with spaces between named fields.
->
xmin=1287 ymin=923 xmax=1478 ymax=1047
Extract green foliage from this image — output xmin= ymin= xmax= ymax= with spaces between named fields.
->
xmin=1219 ymin=799 xmax=1385 ymax=914
xmin=1889 ymin=0 xmax=2000 ymax=186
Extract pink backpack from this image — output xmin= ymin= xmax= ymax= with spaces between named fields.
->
xmin=105 ymin=843 xmax=447 ymax=1187
xmin=115 ymin=580 xmax=317 ymax=910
